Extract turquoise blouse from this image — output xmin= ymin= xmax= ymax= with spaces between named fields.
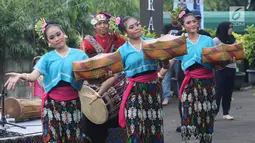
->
xmin=118 ymin=37 xmax=158 ymax=78
xmin=34 ymin=48 xmax=88 ymax=93
xmin=175 ymin=35 xmax=215 ymax=71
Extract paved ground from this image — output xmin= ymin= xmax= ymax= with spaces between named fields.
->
xmin=163 ymin=86 xmax=255 ymax=143
xmin=1 ymin=87 xmax=254 ymax=143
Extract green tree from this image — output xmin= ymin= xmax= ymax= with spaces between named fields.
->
xmin=87 ymin=0 xmax=139 ymax=18
xmin=0 ymin=0 xmax=91 ymax=58
xmin=0 ymin=0 xmax=35 ymax=58
xmin=163 ymin=0 xmax=174 ymax=12
xmin=0 ymin=0 xmax=141 ymax=59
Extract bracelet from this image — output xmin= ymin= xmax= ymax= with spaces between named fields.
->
xmin=22 ymin=73 xmax=28 ymax=81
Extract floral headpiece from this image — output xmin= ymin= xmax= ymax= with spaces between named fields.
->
xmin=35 ymin=18 xmax=47 ymax=39
xmin=171 ymin=6 xmax=182 ymax=20
xmin=109 ymin=16 xmax=122 ymax=33
xmin=90 ymin=12 xmax=112 ymax=25
xmin=91 ymin=14 xmax=107 ymax=25
xmin=171 ymin=6 xmax=191 ymax=22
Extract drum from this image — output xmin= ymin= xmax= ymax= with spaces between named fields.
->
xmin=79 ymin=73 xmax=126 ymax=124
xmin=202 ymin=42 xmax=244 ymax=63
xmin=142 ymin=34 xmax=187 ymax=60
xmin=4 ymin=98 xmax=41 ymax=122
xmin=73 ymin=51 xmax=124 ymax=80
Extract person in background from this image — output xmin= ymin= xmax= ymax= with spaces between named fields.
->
xmin=79 ymin=12 xmax=125 ymax=57
xmin=214 ymin=21 xmax=236 ymax=120
xmin=161 ymin=12 xmax=182 ymax=105
xmin=29 ymin=56 xmax=44 ymax=98
xmin=191 ymin=9 xmax=211 ymax=37
xmin=79 ymin=12 xmax=126 ymax=143
xmin=4 ymin=21 xmax=89 ymax=143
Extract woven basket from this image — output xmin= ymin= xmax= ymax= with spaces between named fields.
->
xmin=73 ymin=51 xmax=124 ymax=80
xmin=202 ymin=43 xmax=244 ymax=63
xmin=142 ymin=35 xmax=187 ymax=60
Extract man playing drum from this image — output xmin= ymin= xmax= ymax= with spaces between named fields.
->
xmin=79 ymin=12 xmax=125 ymax=57
xmin=79 ymin=12 xmax=126 ymax=143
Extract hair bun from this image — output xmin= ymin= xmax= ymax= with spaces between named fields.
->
xmin=118 ymin=16 xmax=131 ymax=34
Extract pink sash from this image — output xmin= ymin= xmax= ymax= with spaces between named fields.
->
xmin=41 ymin=86 xmax=78 ymax=113
xmin=179 ymin=67 xmax=214 ymax=101
xmin=119 ymin=72 xmax=158 ymax=128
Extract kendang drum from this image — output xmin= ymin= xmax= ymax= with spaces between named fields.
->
xmin=73 ymin=51 xmax=124 ymax=80
xmin=142 ymin=34 xmax=187 ymax=60
xmin=79 ymin=73 xmax=126 ymax=124
xmin=202 ymin=43 xmax=244 ymax=63
xmin=4 ymin=98 xmax=41 ymax=122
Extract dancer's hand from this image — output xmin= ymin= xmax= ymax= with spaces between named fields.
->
xmin=89 ymin=92 xmax=101 ymax=105
xmin=4 ymin=73 xmax=22 ymax=90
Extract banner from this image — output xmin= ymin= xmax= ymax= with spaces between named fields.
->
xmin=140 ymin=0 xmax=164 ymax=37
xmin=173 ymin=0 xmax=204 ymax=29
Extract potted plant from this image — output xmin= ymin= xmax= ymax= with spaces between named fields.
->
xmin=241 ymin=25 xmax=255 ymax=85
xmin=233 ymin=25 xmax=255 ymax=85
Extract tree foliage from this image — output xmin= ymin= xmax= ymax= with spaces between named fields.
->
xmin=0 ymin=0 xmax=35 ymax=58
xmin=0 ymin=0 xmax=139 ymax=59
xmin=87 ymin=0 xmax=139 ymax=18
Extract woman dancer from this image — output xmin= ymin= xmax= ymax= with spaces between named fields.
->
xmin=114 ymin=16 xmax=169 ymax=143
xmin=175 ymin=9 xmax=217 ymax=143
xmin=5 ymin=21 xmax=89 ymax=143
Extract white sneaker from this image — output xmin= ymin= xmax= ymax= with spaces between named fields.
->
xmin=223 ymin=115 xmax=234 ymax=120
xmin=162 ymin=98 xmax=169 ymax=105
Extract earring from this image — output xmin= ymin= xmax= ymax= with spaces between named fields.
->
xmin=64 ymin=35 xmax=68 ymax=38
xmin=48 ymin=43 xmax=51 ymax=47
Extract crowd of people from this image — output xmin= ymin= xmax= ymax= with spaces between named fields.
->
xmin=4 ymin=6 xmax=238 ymax=143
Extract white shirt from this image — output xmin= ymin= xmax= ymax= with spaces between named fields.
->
xmin=213 ymin=37 xmax=236 ymax=69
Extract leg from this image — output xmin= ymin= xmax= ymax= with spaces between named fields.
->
xmin=172 ymin=61 xmax=180 ymax=97
xmin=214 ymin=69 xmax=226 ymax=115
xmin=42 ymin=97 xmax=83 ymax=143
xmin=82 ymin=115 xmax=108 ymax=143
xmin=222 ymin=68 xmax=236 ymax=116
xmin=125 ymin=81 xmax=164 ymax=143
xmin=162 ymin=68 xmax=172 ymax=105
xmin=176 ymin=99 xmax=182 ymax=132
xmin=42 ymin=98 xmax=59 ymax=143
xmin=181 ymin=78 xmax=216 ymax=143
xmin=181 ymin=84 xmax=200 ymax=142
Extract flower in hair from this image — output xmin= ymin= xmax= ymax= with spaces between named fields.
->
xmin=35 ymin=18 xmax=47 ymax=39
xmin=115 ymin=17 xmax=121 ymax=25
xmin=109 ymin=16 xmax=121 ymax=33
xmin=90 ymin=18 xmax=98 ymax=25
xmin=41 ymin=23 xmax=47 ymax=33
xmin=178 ymin=10 xmax=186 ymax=19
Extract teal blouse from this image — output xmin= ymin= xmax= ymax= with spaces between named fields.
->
xmin=118 ymin=37 xmax=158 ymax=78
xmin=175 ymin=35 xmax=215 ymax=71
xmin=34 ymin=48 xmax=88 ymax=93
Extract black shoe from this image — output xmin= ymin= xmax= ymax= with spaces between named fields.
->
xmin=176 ymin=126 xmax=181 ymax=132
